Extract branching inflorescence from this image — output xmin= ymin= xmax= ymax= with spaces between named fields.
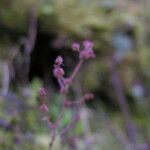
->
xmin=39 ymin=40 xmax=95 ymax=149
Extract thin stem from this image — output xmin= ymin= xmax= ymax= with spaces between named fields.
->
xmin=58 ymin=78 xmax=64 ymax=89
xmin=49 ymin=130 xmax=56 ymax=150
xmin=55 ymin=94 xmax=67 ymax=127
xmin=70 ymin=59 xmax=84 ymax=81
xmin=108 ymin=55 xmax=137 ymax=143
xmin=60 ymin=114 xmax=78 ymax=136
xmin=64 ymin=97 xmax=86 ymax=107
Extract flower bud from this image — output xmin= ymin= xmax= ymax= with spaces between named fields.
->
xmin=55 ymin=56 xmax=63 ymax=65
xmin=71 ymin=42 xmax=80 ymax=52
xmin=53 ymin=67 xmax=65 ymax=78
xmin=79 ymin=40 xmax=95 ymax=60
xmin=79 ymin=49 xmax=95 ymax=60
xmin=83 ymin=40 xmax=93 ymax=50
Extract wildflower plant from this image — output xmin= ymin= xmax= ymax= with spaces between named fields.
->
xmin=39 ymin=40 xmax=95 ymax=149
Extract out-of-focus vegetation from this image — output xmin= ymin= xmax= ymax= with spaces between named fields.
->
xmin=0 ymin=0 xmax=150 ymax=150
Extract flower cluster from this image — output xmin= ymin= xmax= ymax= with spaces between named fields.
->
xmin=53 ymin=56 xmax=64 ymax=79
xmin=72 ymin=40 xmax=95 ymax=60
xmin=53 ymin=40 xmax=95 ymax=95
xmin=39 ymin=40 xmax=95 ymax=150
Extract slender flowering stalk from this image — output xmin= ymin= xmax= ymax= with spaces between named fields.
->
xmin=64 ymin=93 xmax=94 ymax=107
xmin=70 ymin=59 xmax=84 ymax=81
xmin=39 ymin=40 xmax=95 ymax=150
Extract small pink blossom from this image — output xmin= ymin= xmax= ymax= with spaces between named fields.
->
xmin=71 ymin=42 xmax=80 ymax=52
xmin=40 ymin=88 xmax=46 ymax=96
xmin=79 ymin=40 xmax=95 ymax=60
xmin=79 ymin=49 xmax=95 ymax=59
xmin=83 ymin=40 xmax=93 ymax=50
xmin=53 ymin=67 xmax=65 ymax=78
xmin=39 ymin=87 xmax=46 ymax=99
xmin=40 ymin=103 xmax=49 ymax=113
xmin=55 ymin=56 xmax=63 ymax=66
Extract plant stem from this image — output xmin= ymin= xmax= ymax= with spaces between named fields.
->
xmin=70 ymin=59 xmax=84 ymax=81
xmin=49 ymin=131 xmax=56 ymax=150
xmin=108 ymin=55 xmax=137 ymax=143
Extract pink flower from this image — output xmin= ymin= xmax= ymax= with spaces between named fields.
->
xmin=83 ymin=40 xmax=93 ymax=50
xmin=55 ymin=56 xmax=63 ymax=66
xmin=40 ymin=88 xmax=46 ymax=95
xmin=40 ymin=103 xmax=49 ymax=113
xmin=53 ymin=67 xmax=65 ymax=78
xmin=71 ymin=42 xmax=80 ymax=52
xmin=79 ymin=40 xmax=95 ymax=60
xmin=39 ymin=87 xmax=46 ymax=99
xmin=79 ymin=49 xmax=95 ymax=59
xmin=53 ymin=56 xmax=65 ymax=79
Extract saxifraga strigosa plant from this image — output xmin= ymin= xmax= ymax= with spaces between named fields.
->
xmin=39 ymin=40 xmax=95 ymax=150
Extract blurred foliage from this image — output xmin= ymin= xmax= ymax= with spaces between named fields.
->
xmin=0 ymin=0 xmax=150 ymax=149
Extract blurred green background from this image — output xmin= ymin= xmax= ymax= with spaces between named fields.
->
xmin=0 ymin=0 xmax=150 ymax=149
